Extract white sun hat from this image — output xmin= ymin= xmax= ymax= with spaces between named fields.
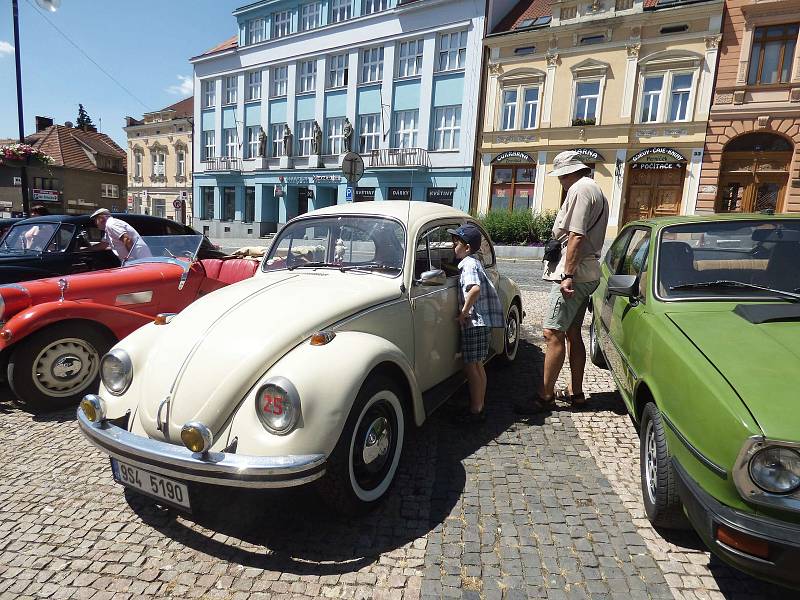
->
xmin=548 ymin=150 xmax=589 ymax=177
xmin=90 ymin=208 xmax=111 ymax=219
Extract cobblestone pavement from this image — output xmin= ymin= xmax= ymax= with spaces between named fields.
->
xmin=0 ymin=288 xmax=790 ymax=599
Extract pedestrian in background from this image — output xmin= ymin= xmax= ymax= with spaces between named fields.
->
xmin=89 ymin=208 xmax=151 ymax=262
xmin=515 ymin=151 xmax=609 ymax=414
xmin=449 ymin=224 xmax=504 ymax=424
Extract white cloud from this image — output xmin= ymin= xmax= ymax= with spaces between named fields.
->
xmin=0 ymin=41 xmax=14 ymax=57
xmin=166 ymin=75 xmax=192 ymax=96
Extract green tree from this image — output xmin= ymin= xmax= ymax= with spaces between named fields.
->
xmin=75 ymin=104 xmax=95 ymax=129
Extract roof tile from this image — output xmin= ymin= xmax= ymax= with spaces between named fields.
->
xmin=494 ymin=0 xmax=552 ymax=34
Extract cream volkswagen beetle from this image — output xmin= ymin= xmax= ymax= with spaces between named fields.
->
xmin=78 ymin=202 xmax=522 ymax=514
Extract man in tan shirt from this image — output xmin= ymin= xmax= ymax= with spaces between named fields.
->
xmin=516 ymin=151 xmax=609 ymax=413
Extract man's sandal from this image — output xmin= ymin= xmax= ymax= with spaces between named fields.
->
xmin=513 ymin=395 xmax=556 ymax=415
xmin=556 ymin=388 xmax=589 ymax=407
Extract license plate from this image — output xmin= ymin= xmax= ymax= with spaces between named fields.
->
xmin=111 ymin=459 xmax=191 ymax=510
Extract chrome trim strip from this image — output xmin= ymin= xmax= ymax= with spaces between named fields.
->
xmin=78 ymin=408 xmax=326 ymax=489
xmin=115 ymin=291 xmax=154 ymax=306
xmin=733 ymin=436 xmax=800 ymax=514
xmin=662 ymin=413 xmax=728 ymax=479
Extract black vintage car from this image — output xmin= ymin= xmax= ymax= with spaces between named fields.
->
xmin=0 ymin=213 xmax=225 ymax=284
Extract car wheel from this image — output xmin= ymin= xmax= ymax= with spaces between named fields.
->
xmin=498 ymin=302 xmax=521 ymax=364
xmin=320 ymin=375 xmax=406 ymax=515
xmin=589 ymin=317 xmax=608 ymax=369
xmin=8 ymin=322 xmax=115 ymax=412
xmin=640 ymin=402 xmax=686 ymax=529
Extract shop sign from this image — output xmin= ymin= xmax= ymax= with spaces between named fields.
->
xmin=387 ymin=187 xmax=411 ymax=200
xmin=32 ymin=189 xmax=60 ymax=202
xmin=314 ymin=175 xmax=341 ymax=183
xmin=354 ymin=187 xmax=375 ymax=201
xmin=285 ymin=176 xmax=310 ymax=184
xmin=493 ymin=151 xmax=534 ymax=164
xmin=274 ymin=184 xmax=285 ymax=198
xmin=630 ymin=147 xmax=686 ymax=164
xmin=570 ymin=148 xmax=603 ymax=161
xmin=426 ymin=187 xmax=455 ymax=205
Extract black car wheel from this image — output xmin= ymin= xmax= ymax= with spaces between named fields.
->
xmin=640 ymin=402 xmax=686 ymax=529
xmin=8 ymin=322 xmax=115 ymax=412
xmin=319 ymin=375 xmax=406 ymax=515
xmin=499 ymin=302 xmax=521 ymax=364
xmin=589 ymin=317 xmax=608 ymax=369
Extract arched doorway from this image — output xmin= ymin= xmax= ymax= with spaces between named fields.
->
xmin=717 ymin=133 xmax=793 ymax=213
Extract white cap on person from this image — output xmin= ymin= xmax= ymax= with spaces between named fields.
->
xmin=548 ymin=151 xmax=589 ymax=177
xmin=90 ymin=208 xmax=111 ymax=219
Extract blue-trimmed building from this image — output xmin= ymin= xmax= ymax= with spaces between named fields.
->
xmin=191 ymin=0 xmax=485 ymax=238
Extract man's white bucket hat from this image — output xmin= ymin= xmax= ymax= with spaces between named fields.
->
xmin=548 ymin=150 xmax=589 ymax=177
xmin=90 ymin=208 xmax=111 ymax=219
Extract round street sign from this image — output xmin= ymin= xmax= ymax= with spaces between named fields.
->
xmin=173 ymin=198 xmax=183 ymax=209
xmin=341 ymin=152 xmax=365 ymax=184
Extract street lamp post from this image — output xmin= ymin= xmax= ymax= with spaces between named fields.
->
xmin=11 ymin=0 xmax=30 ymax=217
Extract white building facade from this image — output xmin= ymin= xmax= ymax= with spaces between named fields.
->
xmin=191 ymin=0 xmax=486 ymax=238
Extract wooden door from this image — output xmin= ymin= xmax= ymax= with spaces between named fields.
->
xmin=623 ymin=166 xmax=685 ymax=224
xmin=718 ymin=173 xmax=787 ymax=213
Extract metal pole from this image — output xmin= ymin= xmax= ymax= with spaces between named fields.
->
xmin=12 ymin=0 xmax=30 ymax=217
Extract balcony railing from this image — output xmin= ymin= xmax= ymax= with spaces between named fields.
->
xmin=202 ymin=157 xmax=242 ymax=172
xmin=369 ymin=148 xmax=430 ymax=169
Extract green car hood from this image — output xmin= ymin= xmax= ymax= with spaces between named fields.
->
xmin=667 ymin=308 xmax=800 ymax=441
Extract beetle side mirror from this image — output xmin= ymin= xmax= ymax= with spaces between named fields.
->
xmin=416 ymin=269 xmax=446 ymax=286
xmin=607 ymin=274 xmax=639 ymax=299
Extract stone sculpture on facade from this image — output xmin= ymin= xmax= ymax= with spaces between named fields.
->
xmin=343 ymin=118 xmax=354 ymax=153
xmin=312 ymin=121 xmax=323 ymax=155
xmin=258 ymin=126 xmax=267 ymax=157
xmin=282 ymin=124 xmax=293 ymax=157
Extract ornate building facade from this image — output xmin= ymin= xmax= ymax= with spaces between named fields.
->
xmin=124 ymin=98 xmax=193 ymax=223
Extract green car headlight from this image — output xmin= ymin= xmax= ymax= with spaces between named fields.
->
xmin=749 ymin=447 xmax=800 ymax=494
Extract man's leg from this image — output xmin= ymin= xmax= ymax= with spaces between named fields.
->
xmin=541 ymin=328 xmax=566 ymax=399
xmin=565 ymin=322 xmax=586 ymax=396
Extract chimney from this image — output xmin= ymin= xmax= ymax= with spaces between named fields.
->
xmin=81 ymin=124 xmax=97 ymax=133
xmin=35 ymin=116 xmax=53 ymax=132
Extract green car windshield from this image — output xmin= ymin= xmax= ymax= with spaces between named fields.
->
xmin=658 ymin=220 xmax=800 ymax=300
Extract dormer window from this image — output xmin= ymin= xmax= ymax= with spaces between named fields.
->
xmin=273 ymin=10 xmax=292 ymax=38
xmin=246 ymin=17 xmax=265 ymax=45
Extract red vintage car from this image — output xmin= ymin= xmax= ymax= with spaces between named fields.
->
xmin=0 ymin=235 xmax=258 ymax=411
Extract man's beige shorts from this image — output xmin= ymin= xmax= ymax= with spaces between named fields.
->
xmin=543 ymin=280 xmax=599 ymax=332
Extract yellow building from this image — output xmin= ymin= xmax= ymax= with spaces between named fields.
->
xmin=124 ymin=98 xmax=193 ymax=223
xmin=477 ymin=0 xmax=724 ymax=236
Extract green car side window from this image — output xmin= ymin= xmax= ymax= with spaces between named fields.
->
xmin=621 ymin=229 xmax=651 ymax=300
xmin=605 ymin=229 xmax=633 ymax=273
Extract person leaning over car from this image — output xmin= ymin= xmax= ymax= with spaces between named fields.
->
xmin=88 ymin=208 xmax=152 ymax=262
xmin=515 ymin=150 xmax=609 ymax=414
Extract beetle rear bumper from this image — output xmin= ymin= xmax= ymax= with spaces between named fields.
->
xmin=674 ymin=459 xmax=800 ymax=590
xmin=78 ymin=408 xmax=326 ymax=489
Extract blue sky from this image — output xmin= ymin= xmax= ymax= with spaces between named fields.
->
xmin=0 ymin=0 xmax=240 ymax=147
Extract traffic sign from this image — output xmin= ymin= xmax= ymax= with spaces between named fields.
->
xmin=341 ymin=152 xmax=364 ymax=184
xmin=173 ymin=198 xmax=183 ymax=209
xmin=345 ymin=186 xmax=354 ymax=202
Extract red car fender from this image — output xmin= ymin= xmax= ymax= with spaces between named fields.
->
xmin=0 ymin=300 xmax=155 ymax=352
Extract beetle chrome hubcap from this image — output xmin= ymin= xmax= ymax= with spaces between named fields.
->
xmin=645 ymin=421 xmax=658 ymax=504
xmin=33 ymin=338 xmax=98 ymax=397
xmin=362 ymin=417 xmax=390 ymax=468
xmin=506 ymin=313 xmax=518 ymax=346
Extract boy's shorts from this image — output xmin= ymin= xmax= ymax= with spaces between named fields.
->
xmin=543 ymin=280 xmax=599 ymax=332
xmin=461 ymin=326 xmax=489 ymax=364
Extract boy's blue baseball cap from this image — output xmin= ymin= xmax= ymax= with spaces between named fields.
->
xmin=447 ymin=224 xmax=481 ymax=252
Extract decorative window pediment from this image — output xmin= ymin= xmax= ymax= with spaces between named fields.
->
xmin=570 ymin=58 xmax=610 ymax=78
xmin=639 ymin=50 xmax=703 ymax=73
xmin=499 ymin=67 xmax=546 ymax=86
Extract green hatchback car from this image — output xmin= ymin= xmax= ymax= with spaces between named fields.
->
xmin=589 ymin=214 xmax=800 ymax=589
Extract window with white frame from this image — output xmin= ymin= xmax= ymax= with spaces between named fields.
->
xmin=246 ymin=126 xmax=260 ymax=158
xmin=223 ymin=128 xmax=238 ymax=158
xmin=432 ymin=106 xmax=461 ymax=150
xmin=359 ymin=114 xmax=381 ymax=152
xmin=202 ymin=131 xmax=215 ymax=160
xmin=393 ymin=110 xmax=418 ymax=148
xmin=363 ymin=0 xmax=389 ymax=15
xmin=246 ymin=17 xmax=265 ymax=45
xmin=202 ymin=80 xmax=216 ymax=108
xmin=247 ymin=71 xmax=262 ymax=101
xmin=330 ymin=0 xmax=352 ymax=23
xmin=151 ymin=150 xmax=166 ymax=176
xmin=271 ymin=65 xmax=288 ymax=96
xmin=640 ymin=75 xmax=663 ymax=123
xmin=328 ymin=53 xmax=349 ymax=88
xmin=297 ymin=120 xmax=314 ymax=156
xmin=224 ymin=76 xmax=237 ymax=105
xmin=574 ymin=79 xmax=600 ymax=121
xmin=273 ymin=10 xmax=291 ymax=38
xmin=177 ymin=149 xmax=186 ymax=176
xmin=300 ymin=2 xmax=321 ymax=31
xmin=637 ymin=70 xmax=695 ymax=123
xmin=271 ymin=123 xmax=286 ymax=157
xmin=298 ymin=60 xmax=317 ymax=93
xmin=521 ymin=87 xmax=539 ymax=129
xmin=501 ymin=89 xmax=517 ymax=130
xmin=397 ymin=39 xmax=424 ymax=78
xmin=361 ymin=47 xmax=384 ymax=83
xmin=101 ymin=184 xmax=119 ymax=199
xmin=134 ymin=151 xmax=143 ymax=177
xmin=437 ymin=30 xmax=468 ymax=72
xmin=327 ymin=117 xmax=346 ymax=154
